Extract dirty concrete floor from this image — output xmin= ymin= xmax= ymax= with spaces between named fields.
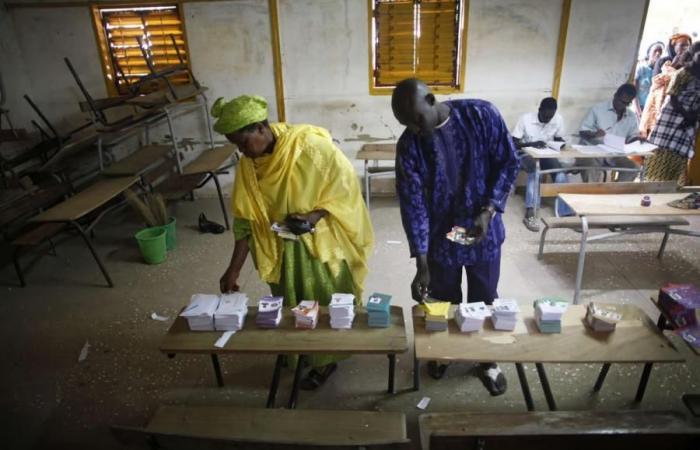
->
xmin=1 ymin=194 xmax=699 ymax=449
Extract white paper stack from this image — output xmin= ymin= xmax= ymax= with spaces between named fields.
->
xmin=534 ymin=297 xmax=568 ymax=334
xmin=585 ymin=302 xmax=622 ymax=332
xmin=454 ymin=301 xmax=491 ymax=332
xmin=256 ymin=296 xmax=283 ymax=328
xmin=491 ymin=298 xmax=520 ymax=331
xmin=329 ymin=293 xmax=355 ymax=329
xmin=292 ymin=300 xmax=319 ymax=329
xmin=180 ymin=294 xmax=220 ymax=331
xmin=214 ymin=292 xmax=249 ymax=331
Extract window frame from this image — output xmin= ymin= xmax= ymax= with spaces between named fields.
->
xmin=367 ymin=0 xmax=469 ymax=95
xmin=90 ymin=1 xmax=193 ymax=97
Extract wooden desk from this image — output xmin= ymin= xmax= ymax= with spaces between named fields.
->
xmin=160 ymin=305 xmax=408 ymax=409
xmin=412 ymin=303 xmax=683 ymax=411
xmin=356 ymin=143 xmax=396 ymax=209
xmin=554 ymin=193 xmax=700 ymax=304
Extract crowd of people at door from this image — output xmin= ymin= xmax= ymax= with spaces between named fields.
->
xmin=514 ymin=32 xmax=700 ymax=232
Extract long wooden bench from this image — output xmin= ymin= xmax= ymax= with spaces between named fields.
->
xmin=419 ymin=410 xmax=700 ymax=450
xmin=111 ymin=406 xmax=410 ymax=449
xmin=103 ymin=144 xmax=173 ymax=177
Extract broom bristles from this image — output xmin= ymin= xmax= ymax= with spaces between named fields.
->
xmin=125 ymin=189 xmax=167 ymax=227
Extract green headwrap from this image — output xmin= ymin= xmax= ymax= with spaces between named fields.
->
xmin=210 ymin=95 xmax=269 ymax=135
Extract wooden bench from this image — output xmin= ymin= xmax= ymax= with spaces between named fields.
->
xmin=111 ymin=406 xmax=410 ymax=449
xmin=102 ymin=144 xmax=173 ymax=177
xmin=419 ymin=410 xmax=700 ymax=450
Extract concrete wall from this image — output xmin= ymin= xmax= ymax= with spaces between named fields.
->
xmin=3 ymin=0 xmax=649 ymax=194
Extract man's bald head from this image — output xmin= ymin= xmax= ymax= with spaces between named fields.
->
xmin=391 ymin=78 xmax=444 ymax=136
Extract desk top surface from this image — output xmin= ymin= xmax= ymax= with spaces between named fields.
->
xmin=160 ymin=305 xmax=408 ymax=354
xmin=413 ymin=303 xmax=682 ymax=363
xmin=356 ymin=143 xmax=397 ymax=161
xmin=559 ymin=193 xmax=700 ymax=216
xmin=523 ymin=146 xmax=655 ymax=160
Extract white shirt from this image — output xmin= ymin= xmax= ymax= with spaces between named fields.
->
xmin=579 ymin=100 xmax=640 ymax=144
xmin=511 ymin=112 xmax=565 ymax=143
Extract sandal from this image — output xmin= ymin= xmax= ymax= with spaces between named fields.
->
xmin=300 ymin=363 xmax=338 ymax=390
xmin=198 ymin=213 xmax=225 ymax=234
xmin=480 ymin=363 xmax=507 ymax=396
xmin=427 ymin=360 xmax=449 ymax=380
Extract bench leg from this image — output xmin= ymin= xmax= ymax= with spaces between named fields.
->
xmin=387 ymin=353 xmax=396 ymax=394
xmin=266 ymin=355 xmax=284 ymax=408
xmin=515 ymin=363 xmax=534 ymax=411
xmin=288 ymin=354 xmax=307 ymax=409
xmin=593 ymin=363 xmax=611 ymax=392
xmin=13 ymin=247 xmax=26 ymax=287
xmin=635 ymin=363 xmax=653 ymax=403
xmin=201 ymin=94 xmax=215 ymax=150
xmin=211 ymin=354 xmax=224 ymax=387
xmin=413 ymin=347 xmax=420 ymax=391
xmin=165 ymin=109 xmax=183 ymax=175
xmin=211 ymin=172 xmax=230 ymax=230
xmin=657 ymin=231 xmax=670 ymax=259
xmin=573 ymin=217 xmax=589 ymax=305
xmin=536 ymin=363 xmax=557 ymax=411
xmin=537 ymin=222 xmax=550 ymax=260
xmin=364 ymin=160 xmax=370 ymax=209
xmin=72 ymin=221 xmax=113 ymax=288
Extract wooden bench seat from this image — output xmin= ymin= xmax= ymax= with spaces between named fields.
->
xmin=540 ymin=181 xmax=679 ymax=198
xmin=419 ymin=410 xmax=700 ymax=450
xmin=541 ymin=215 xmax=689 ymax=229
xmin=103 ymin=145 xmax=172 ymax=176
xmin=182 ymin=144 xmax=236 ymax=175
xmin=112 ymin=406 xmax=409 ymax=449
xmin=12 ymin=222 xmax=66 ymax=246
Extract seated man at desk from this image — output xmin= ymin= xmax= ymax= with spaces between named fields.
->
xmin=512 ymin=97 xmax=573 ymax=232
xmin=578 ymin=83 xmax=641 ymax=182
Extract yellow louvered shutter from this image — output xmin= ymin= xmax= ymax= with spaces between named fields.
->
xmin=373 ymin=0 xmax=462 ymax=89
xmin=96 ymin=5 xmax=190 ymax=95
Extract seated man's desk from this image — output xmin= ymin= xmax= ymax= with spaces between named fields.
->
xmin=160 ymin=305 xmax=408 ymax=409
xmin=412 ymin=303 xmax=682 ymax=411
xmin=356 ymin=143 xmax=396 ymax=209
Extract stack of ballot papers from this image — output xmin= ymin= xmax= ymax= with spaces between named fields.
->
xmin=180 ymin=294 xmax=220 ymax=331
xmin=585 ymin=302 xmax=622 ymax=332
xmin=454 ymin=301 xmax=491 ymax=332
xmin=422 ymin=301 xmax=450 ymax=331
xmin=214 ymin=292 xmax=249 ymax=331
xmin=291 ymin=300 xmax=319 ymax=329
xmin=533 ymin=297 xmax=568 ymax=333
xmin=366 ymin=293 xmax=392 ymax=327
xmin=329 ymin=293 xmax=355 ymax=329
xmin=491 ymin=299 xmax=520 ymax=331
xmin=256 ymin=296 xmax=283 ymax=328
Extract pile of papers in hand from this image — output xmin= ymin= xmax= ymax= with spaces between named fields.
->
xmin=491 ymin=299 xmax=520 ymax=331
xmin=422 ymin=301 xmax=451 ymax=331
xmin=329 ymin=293 xmax=355 ymax=329
xmin=214 ymin=292 xmax=249 ymax=331
xmin=180 ymin=294 xmax=220 ymax=331
xmin=454 ymin=301 xmax=491 ymax=332
xmin=366 ymin=293 xmax=392 ymax=328
xmin=292 ymin=300 xmax=319 ymax=329
xmin=256 ymin=296 xmax=283 ymax=328
xmin=534 ymin=297 xmax=568 ymax=334
xmin=585 ymin=302 xmax=622 ymax=332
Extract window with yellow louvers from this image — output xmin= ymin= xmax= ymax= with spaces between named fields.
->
xmin=92 ymin=5 xmax=190 ymax=96
xmin=371 ymin=0 xmax=465 ymax=93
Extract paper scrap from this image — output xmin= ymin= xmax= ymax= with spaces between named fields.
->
xmin=214 ymin=331 xmax=236 ymax=348
xmin=78 ymin=341 xmax=90 ymax=362
xmin=481 ymin=335 xmax=516 ymax=345
xmin=150 ymin=312 xmax=169 ymax=321
xmin=416 ymin=396 xmax=431 ymax=410
xmin=386 ymin=240 xmax=402 ymax=245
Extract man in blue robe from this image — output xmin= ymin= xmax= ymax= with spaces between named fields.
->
xmin=392 ymin=79 xmax=519 ymax=396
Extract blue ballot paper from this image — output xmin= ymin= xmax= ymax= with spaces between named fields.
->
xmin=366 ymin=292 xmax=392 ymax=327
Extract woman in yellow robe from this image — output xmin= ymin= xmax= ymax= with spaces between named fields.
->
xmin=212 ymin=95 xmax=374 ymax=389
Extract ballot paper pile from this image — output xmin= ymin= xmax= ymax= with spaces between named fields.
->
xmin=454 ymin=301 xmax=491 ymax=332
xmin=491 ymin=299 xmax=520 ymax=331
xmin=214 ymin=292 xmax=249 ymax=331
xmin=366 ymin=293 xmax=392 ymax=328
xmin=658 ymin=283 xmax=700 ymax=351
xmin=329 ymin=293 xmax=355 ymax=329
xmin=292 ymin=300 xmax=319 ymax=329
xmin=534 ymin=297 xmax=568 ymax=333
xmin=271 ymin=222 xmax=298 ymax=240
xmin=423 ymin=301 xmax=451 ymax=331
xmin=256 ymin=296 xmax=284 ymax=328
xmin=180 ymin=294 xmax=220 ymax=331
xmin=585 ymin=302 xmax=622 ymax=332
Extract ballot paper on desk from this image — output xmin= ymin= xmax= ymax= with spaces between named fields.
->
xmin=455 ymin=301 xmax=491 ymax=332
xmin=330 ymin=293 xmax=356 ymax=329
xmin=214 ymin=292 xmax=249 ymax=331
xmin=257 ymin=296 xmax=284 ymax=328
xmin=181 ymin=294 xmax=220 ymax=331
xmin=582 ymin=134 xmax=657 ymax=155
xmin=524 ymin=141 xmax=565 ymax=157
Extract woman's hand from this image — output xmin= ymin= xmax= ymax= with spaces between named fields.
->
xmin=286 ymin=210 xmax=327 ymax=235
xmin=220 ymin=265 xmax=240 ymax=293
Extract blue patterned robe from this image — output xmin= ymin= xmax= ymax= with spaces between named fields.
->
xmin=395 ymin=99 xmax=520 ymax=266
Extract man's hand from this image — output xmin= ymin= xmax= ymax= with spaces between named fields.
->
xmin=595 ymin=128 xmax=606 ymax=138
xmin=220 ymin=265 xmax=240 ymax=293
xmin=532 ymin=141 xmax=546 ymax=149
xmin=474 ymin=205 xmax=495 ymax=243
xmin=412 ymin=254 xmax=430 ymax=302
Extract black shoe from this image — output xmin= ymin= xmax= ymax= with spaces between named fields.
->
xmin=427 ymin=360 xmax=449 ymax=380
xmin=300 ymin=363 xmax=338 ymax=390
xmin=480 ymin=363 xmax=507 ymax=396
xmin=198 ymin=213 xmax=225 ymax=234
